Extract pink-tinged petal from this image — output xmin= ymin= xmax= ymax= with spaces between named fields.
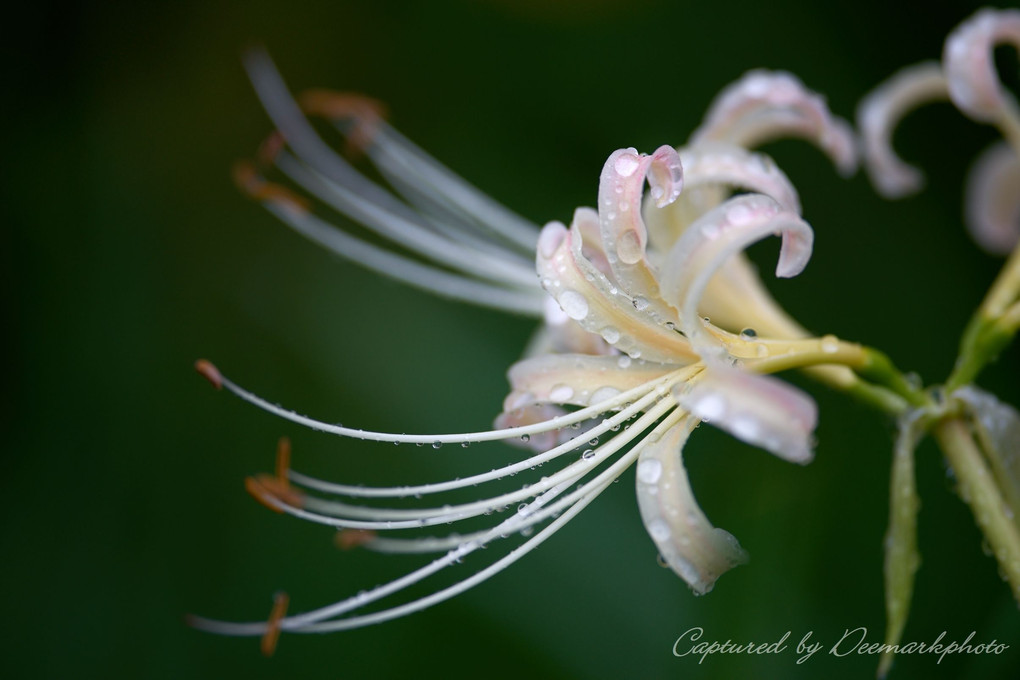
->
xmin=692 ymin=70 xmax=858 ymax=176
xmin=504 ymin=354 xmax=674 ymax=410
xmin=678 ymin=143 xmax=801 ymax=214
xmin=597 ymin=146 xmax=684 ymax=321
xmin=676 ymin=365 xmax=817 ymax=463
xmin=857 ymin=62 xmax=949 ymax=198
xmin=659 ymin=194 xmax=814 ymax=350
xmin=635 ymin=419 xmax=749 ymax=594
xmin=965 ymin=142 xmax=1020 ymax=255
xmin=536 ymin=218 xmax=697 ymax=364
xmin=943 ymin=9 xmax=1020 ymax=123
xmin=493 ymin=404 xmax=572 ymax=453
xmin=522 ymin=296 xmax=614 ymax=357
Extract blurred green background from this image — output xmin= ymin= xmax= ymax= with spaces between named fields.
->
xmin=5 ymin=0 xmax=1018 ymax=678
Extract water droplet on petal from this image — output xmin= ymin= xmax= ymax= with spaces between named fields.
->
xmin=648 ymin=518 xmax=671 ymax=541
xmin=549 ymin=384 xmax=575 ymax=402
xmin=558 ymin=290 xmax=589 ymax=320
xmin=600 ymin=326 xmax=621 ymax=344
xmin=637 ymin=458 xmax=663 ymax=484
xmin=614 ymin=153 xmax=641 ymax=177
xmin=820 ymin=334 xmax=839 ymax=353
xmin=617 ymin=229 xmax=644 ymax=264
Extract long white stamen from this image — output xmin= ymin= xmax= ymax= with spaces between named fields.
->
xmin=261 ymin=396 xmax=678 ymax=530
xmin=243 ymin=51 xmax=421 ymax=223
xmin=216 ymin=363 xmax=683 ymax=445
xmin=192 ymin=409 xmax=684 ymax=636
xmin=263 ymin=201 xmax=545 ymax=315
xmin=275 ymin=152 xmax=539 ymax=288
xmin=366 ymin=121 xmax=540 ymax=252
xmin=288 ymin=368 xmax=692 ymax=498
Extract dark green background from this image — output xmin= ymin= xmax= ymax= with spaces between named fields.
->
xmin=5 ymin=0 xmax=1018 ymax=678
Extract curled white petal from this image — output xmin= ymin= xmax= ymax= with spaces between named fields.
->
xmin=597 ymin=146 xmax=684 ymax=321
xmin=965 ymin=142 xmax=1020 ymax=255
xmin=676 ymin=365 xmax=817 ymax=463
xmin=691 ymin=69 xmax=858 ymax=176
xmin=857 ymin=62 xmax=949 ymax=198
xmin=635 ymin=418 xmax=749 ymax=594
xmin=943 ymin=8 xmax=1020 ymax=123
xmin=677 ymin=143 xmax=801 ymax=214
xmin=659 ymin=194 xmax=814 ymax=350
xmin=536 ymin=216 xmax=697 ymax=364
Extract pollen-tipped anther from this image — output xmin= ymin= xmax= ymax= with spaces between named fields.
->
xmin=335 ymin=529 xmax=378 ymax=550
xmin=232 ymin=160 xmax=310 ymax=213
xmin=245 ymin=438 xmax=304 ymax=513
xmin=298 ymin=89 xmax=388 ymax=157
xmin=260 ymin=591 xmax=289 ymax=656
xmin=194 ymin=359 xmax=223 ymax=390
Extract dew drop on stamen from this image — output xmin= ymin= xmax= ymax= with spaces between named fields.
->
xmin=432 ymin=441 xmax=443 ymax=449
xmin=520 ymin=433 xmax=531 ymax=443
xmin=820 ymin=334 xmax=839 ymax=353
xmin=581 ymin=449 xmax=596 ymax=460
xmin=740 ymin=328 xmax=757 ymax=338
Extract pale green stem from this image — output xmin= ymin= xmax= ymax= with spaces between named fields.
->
xmin=934 ymin=417 xmax=1020 ymax=605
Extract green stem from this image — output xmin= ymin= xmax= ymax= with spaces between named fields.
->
xmin=933 ymin=417 xmax=1020 ymax=605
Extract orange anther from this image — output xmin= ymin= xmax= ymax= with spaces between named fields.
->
xmin=231 ymin=160 xmax=310 ymax=213
xmin=245 ymin=474 xmax=304 ymax=513
xmin=275 ymin=437 xmax=291 ymax=485
xmin=194 ymin=359 xmax=223 ymax=390
xmin=256 ymin=130 xmax=287 ymax=168
xmin=297 ymin=89 xmax=388 ymax=158
xmin=260 ymin=591 xmax=289 ymax=657
xmin=335 ymin=528 xmax=377 ymax=550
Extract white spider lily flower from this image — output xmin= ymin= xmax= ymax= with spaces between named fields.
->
xmin=858 ymin=9 xmax=1020 ymax=254
xmin=194 ymin=135 xmax=857 ymax=649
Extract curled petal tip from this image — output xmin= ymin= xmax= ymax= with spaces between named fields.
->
xmin=857 ymin=62 xmax=948 ymax=198
xmin=194 ymin=359 xmax=223 ymax=390
xmin=943 ymin=8 xmax=1020 ymax=123
xmin=647 ymin=145 xmax=685 ymax=208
